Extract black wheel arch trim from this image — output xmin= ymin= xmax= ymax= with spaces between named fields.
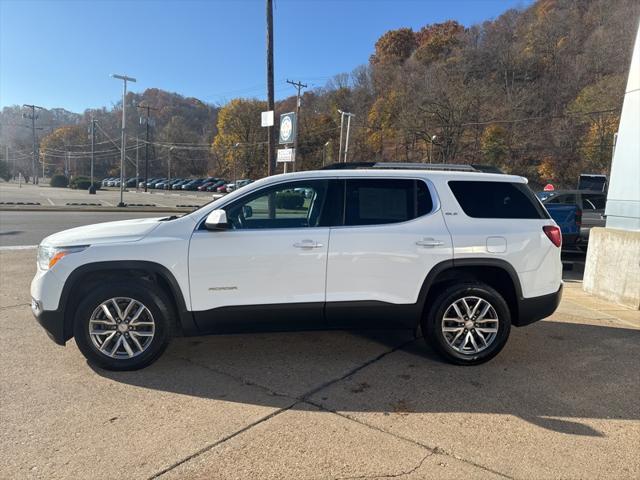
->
xmin=416 ymin=258 xmax=549 ymax=327
xmin=57 ymin=260 xmax=196 ymax=343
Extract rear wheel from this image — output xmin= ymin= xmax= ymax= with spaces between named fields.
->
xmin=73 ymin=281 xmax=173 ymax=370
xmin=422 ymin=283 xmax=511 ymax=365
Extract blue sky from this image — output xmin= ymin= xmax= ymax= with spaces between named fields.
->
xmin=0 ymin=0 xmax=532 ymax=113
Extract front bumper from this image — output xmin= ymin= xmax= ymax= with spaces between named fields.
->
xmin=514 ymin=284 xmax=563 ymax=327
xmin=31 ymin=299 xmax=66 ymax=345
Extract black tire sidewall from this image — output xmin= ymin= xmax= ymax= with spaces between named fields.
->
xmin=424 ymin=284 xmax=511 ymax=365
xmin=73 ymin=281 xmax=172 ymax=371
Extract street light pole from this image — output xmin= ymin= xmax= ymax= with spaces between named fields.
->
xmin=111 ymin=73 xmax=136 ymax=207
xmin=322 ymin=141 xmax=330 ymax=166
xmin=430 ymin=135 xmax=437 ymax=164
xmin=344 ymin=113 xmax=353 ymax=163
xmin=168 ymin=146 xmax=174 ymax=181
xmin=337 ymin=110 xmax=355 ymax=163
xmin=338 ymin=110 xmax=345 ymax=163
xmin=233 ymin=143 xmax=240 ymax=185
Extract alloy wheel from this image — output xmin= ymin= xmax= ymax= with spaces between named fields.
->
xmin=441 ymin=296 xmax=499 ymax=355
xmin=88 ymin=297 xmax=155 ymax=359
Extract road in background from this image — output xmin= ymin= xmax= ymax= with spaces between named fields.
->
xmin=0 ymin=182 xmax=213 ymax=209
xmin=0 ymin=211 xmax=164 ymax=247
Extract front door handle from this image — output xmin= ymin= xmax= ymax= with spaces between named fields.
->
xmin=293 ymin=240 xmax=324 ymax=249
xmin=416 ymin=238 xmax=444 ymax=247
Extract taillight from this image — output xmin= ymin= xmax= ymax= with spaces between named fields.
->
xmin=543 ymin=225 xmax=562 ymax=248
xmin=575 ymin=209 xmax=582 ymax=228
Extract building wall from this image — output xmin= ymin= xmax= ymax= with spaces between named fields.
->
xmin=584 ymin=23 xmax=640 ymax=309
xmin=605 ymin=23 xmax=640 ymax=231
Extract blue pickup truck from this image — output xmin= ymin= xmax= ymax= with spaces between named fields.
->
xmin=537 ymin=192 xmax=581 ymax=247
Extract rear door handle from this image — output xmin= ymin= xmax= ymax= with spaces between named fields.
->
xmin=293 ymin=240 xmax=324 ymax=249
xmin=416 ymin=238 xmax=444 ymax=247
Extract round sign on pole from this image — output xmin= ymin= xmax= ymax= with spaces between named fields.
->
xmin=281 ymin=117 xmax=292 ymax=141
xmin=279 ymin=112 xmax=296 ymax=144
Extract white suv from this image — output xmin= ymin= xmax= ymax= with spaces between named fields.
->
xmin=31 ymin=164 xmax=563 ymax=370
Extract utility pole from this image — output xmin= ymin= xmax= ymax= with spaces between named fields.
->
xmin=286 ymin=79 xmax=307 ymax=171
xmin=5 ymin=145 xmax=10 ymax=179
xmin=168 ymin=146 xmax=174 ymax=181
xmin=137 ymin=104 xmax=157 ymax=192
xmin=135 ymin=136 xmax=139 ymax=190
xmin=266 ymin=0 xmax=276 ymax=177
xmin=338 ymin=110 xmax=355 ymax=163
xmin=90 ymin=116 xmax=96 ymax=189
xmin=22 ymin=104 xmax=44 ymax=184
xmin=111 ymin=74 xmax=136 ymax=207
xmin=338 ymin=111 xmax=345 ymax=164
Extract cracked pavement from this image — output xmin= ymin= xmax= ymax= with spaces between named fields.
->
xmin=1 ymin=249 xmax=639 ymax=479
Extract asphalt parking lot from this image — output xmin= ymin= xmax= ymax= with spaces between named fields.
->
xmin=1 ymin=246 xmax=639 ymax=479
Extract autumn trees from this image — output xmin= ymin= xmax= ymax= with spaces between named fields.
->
xmin=2 ymin=0 xmax=638 ymax=188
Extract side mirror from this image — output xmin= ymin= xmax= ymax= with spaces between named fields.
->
xmin=242 ymin=205 xmax=253 ymax=219
xmin=204 ymin=209 xmax=229 ymax=231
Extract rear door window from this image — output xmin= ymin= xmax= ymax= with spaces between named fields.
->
xmin=344 ymin=179 xmax=433 ymax=226
xmin=582 ymin=194 xmax=606 ymax=210
xmin=448 ymin=181 xmax=549 ymax=219
xmin=546 ymin=193 xmax=578 ymax=205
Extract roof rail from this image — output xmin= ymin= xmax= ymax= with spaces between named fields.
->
xmin=320 ymin=162 xmax=482 ymax=172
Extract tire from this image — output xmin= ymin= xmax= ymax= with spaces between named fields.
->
xmin=422 ymin=283 xmax=511 ymax=365
xmin=73 ymin=280 xmax=173 ymax=371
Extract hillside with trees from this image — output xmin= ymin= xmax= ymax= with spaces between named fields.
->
xmin=1 ymin=0 xmax=638 ymax=187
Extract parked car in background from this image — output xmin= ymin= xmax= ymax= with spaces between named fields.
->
xmin=165 ymin=179 xmax=185 ymax=190
xmin=538 ymin=190 xmax=606 ymax=244
xmin=171 ymin=179 xmax=191 ymax=190
xmin=101 ymin=177 xmax=116 ymax=187
xmin=205 ymin=180 xmax=227 ymax=192
xmin=197 ymin=178 xmax=221 ymax=191
xmin=152 ymin=179 xmax=167 ymax=189
xmin=182 ymin=178 xmax=206 ymax=190
xmin=225 ymin=179 xmax=252 ymax=193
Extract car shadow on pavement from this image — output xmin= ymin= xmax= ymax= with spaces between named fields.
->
xmin=94 ymin=320 xmax=640 ymax=437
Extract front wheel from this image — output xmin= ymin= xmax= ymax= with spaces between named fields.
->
xmin=73 ymin=281 xmax=173 ymax=371
xmin=422 ymin=283 xmax=511 ymax=365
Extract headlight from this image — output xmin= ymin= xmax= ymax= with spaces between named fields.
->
xmin=37 ymin=245 xmax=89 ymax=270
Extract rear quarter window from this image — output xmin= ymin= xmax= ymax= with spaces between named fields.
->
xmin=344 ymin=179 xmax=433 ymax=226
xmin=449 ymin=180 xmax=549 ymax=219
